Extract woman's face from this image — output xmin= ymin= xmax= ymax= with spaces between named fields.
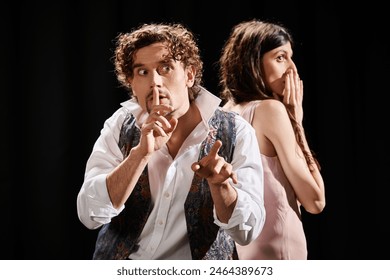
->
xmin=262 ymin=41 xmax=297 ymax=97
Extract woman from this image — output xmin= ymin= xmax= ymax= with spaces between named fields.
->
xmin=219 ymin=19 xmax=325 ymax=259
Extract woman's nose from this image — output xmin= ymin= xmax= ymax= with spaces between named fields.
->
xmin=289 ymin=60 xmax=297 ymax=72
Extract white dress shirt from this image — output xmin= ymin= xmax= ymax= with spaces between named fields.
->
xmin=77 ymin=87 xmax=265 ymax=259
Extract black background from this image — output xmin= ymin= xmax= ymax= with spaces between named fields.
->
xmin=2 ymin=0 xmax=389 ymax=260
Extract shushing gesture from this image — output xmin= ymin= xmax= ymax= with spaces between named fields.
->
xmin=140 ymin=87 xmax=178 ymax=155
xmin=191 ymin=140 xmax=238 ymax=187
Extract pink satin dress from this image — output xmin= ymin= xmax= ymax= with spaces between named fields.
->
xmin=236 ymin=101 xmax=307 ymax=260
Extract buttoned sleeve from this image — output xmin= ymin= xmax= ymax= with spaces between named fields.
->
xmin=213 ymin=115 xmax=266 ymax=245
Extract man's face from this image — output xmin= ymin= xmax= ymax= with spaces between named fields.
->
xmin=129 ymin=42 xmax=195 ymax=118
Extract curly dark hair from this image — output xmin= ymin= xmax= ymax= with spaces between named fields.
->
xmin=114 ymin=22 xmax=203 ymax=100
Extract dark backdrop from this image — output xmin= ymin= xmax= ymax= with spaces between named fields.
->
xmin=2 ymin=0 xmax=389 ymax=260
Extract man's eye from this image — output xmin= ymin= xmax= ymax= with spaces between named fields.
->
xmin=137 ymin=69 xmax=147 ymax=75
xmin=158 ymin=65 xmax=171 ymax=74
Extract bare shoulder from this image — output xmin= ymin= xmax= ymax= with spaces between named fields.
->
xmin=222 ymin=100 xmax=247 ymax=115
xmin=252 ymin=99 xmax=291 ymax=141
xmin=255 ymin=99 xmax=288 ymax=119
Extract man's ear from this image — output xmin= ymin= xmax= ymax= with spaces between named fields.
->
xmin=186 ymin=65 xmax=196 ymax=87
xmin=127 ymin=78 xmax=135 ymax=96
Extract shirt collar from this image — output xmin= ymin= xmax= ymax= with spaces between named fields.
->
xmin=120 ymin=98 xmax=147 ymax=127
xmin=194 ymin=86 xmax=222 ymax=123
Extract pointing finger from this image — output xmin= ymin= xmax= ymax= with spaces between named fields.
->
xmin=208 ymin=140 xmax=222 ymax=158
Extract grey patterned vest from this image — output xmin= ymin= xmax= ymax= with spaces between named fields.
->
xmin=92 ymin=108 xmax=238 ymax=259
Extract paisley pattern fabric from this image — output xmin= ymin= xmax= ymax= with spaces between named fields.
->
xmin=93 ymin=108 xmax=238 ymax=260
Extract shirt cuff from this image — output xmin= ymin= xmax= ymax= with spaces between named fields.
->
xmin=213 ymin=187 xmax=254 ymax=231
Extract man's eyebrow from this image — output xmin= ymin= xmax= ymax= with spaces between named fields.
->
xmin=160 ymin=57 xmax=174 ymax=63
xmin=132 ymin=58 xmax=174 ymax=69
xmin=133 ymin=63 xmax=144 ymax=68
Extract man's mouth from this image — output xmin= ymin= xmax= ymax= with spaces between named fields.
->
xmin=159 ymin=96 xmax=169 ymax=103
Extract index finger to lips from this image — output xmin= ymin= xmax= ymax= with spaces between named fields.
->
xmin=153 ymin=87 xmax=160 ymax=106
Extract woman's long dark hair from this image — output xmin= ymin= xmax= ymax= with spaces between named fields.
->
xmin=219 ymin=19 xmax=320 ymax=171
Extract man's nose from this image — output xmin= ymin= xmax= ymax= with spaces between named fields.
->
xmin=150 ymin=71 xmax=163 ymax=88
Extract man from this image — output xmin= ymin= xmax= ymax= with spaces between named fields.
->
xmin=77 ymin=22 xmax=265 ymax=260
